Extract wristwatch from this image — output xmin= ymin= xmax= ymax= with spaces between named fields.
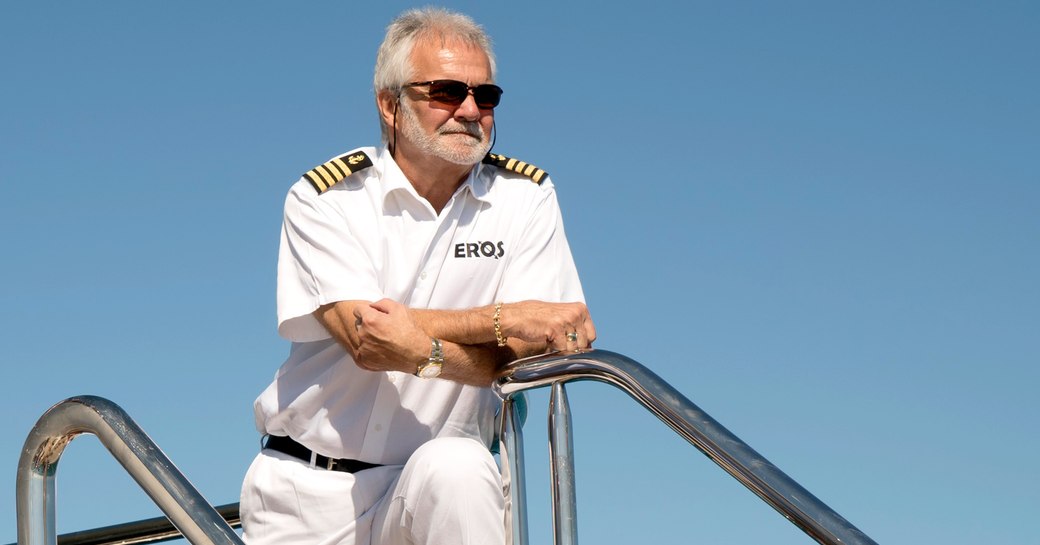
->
xmin=416 ymin=337 xmax=444 ymax=378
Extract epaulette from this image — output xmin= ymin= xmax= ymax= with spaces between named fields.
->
xmin=302 ymin=150 xmax=374 ymax=194
xmin=482 ymin=153 xmax=548 ymax=184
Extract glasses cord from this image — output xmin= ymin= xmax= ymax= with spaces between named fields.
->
xmin=390 ymin=97 xmax=399 ymax=158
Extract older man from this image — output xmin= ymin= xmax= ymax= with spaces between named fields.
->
xmin=240 ymin=8 xmax=594 ymax=545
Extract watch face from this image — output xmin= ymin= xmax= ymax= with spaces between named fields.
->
xmin=419 ymin=363 xmax=442 ymax=378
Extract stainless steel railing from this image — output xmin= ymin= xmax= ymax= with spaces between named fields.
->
xmin=494 ymin=349 xmax=879 ymax=545
xmin=16 ymin=396 xmax=244 ymax=545
xmin=15 ymin=349 xmax=877 ymax=545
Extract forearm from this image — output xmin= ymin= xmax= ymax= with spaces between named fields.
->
xmin=313 ymin=300 xmax=365 ymax=361
xmin=410 ymin=305 xmax=499 ymax=346
xmin=314 ymin=298 xmax=593 ymax=386
xmin=412 ymin=300 xmax=594 ymax=352
xmin=315 ymin=300 xmax=542 ymax=385
xmin=436 ymin=338 xmax=547 ymax=387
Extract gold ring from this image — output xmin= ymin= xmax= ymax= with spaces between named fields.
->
xmin=566 ymin=332 xmax=578 ymax=342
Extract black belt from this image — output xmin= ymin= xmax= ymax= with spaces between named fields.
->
xmin=264 ymin=435 xmax=383 ymax=474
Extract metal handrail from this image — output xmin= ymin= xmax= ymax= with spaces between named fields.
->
xmin=494 ymin=349 xmax=879 ymax=545
xmin=34 ymin=503 xmax=240 ymax=545
xmin=15 ymin=349 xmax=877 ymax=545
xmin=16 ymin=396 xmax=244 ymax=545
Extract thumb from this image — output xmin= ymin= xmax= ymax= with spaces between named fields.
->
xmin=369 ymin=298 xmax=396 ymax=315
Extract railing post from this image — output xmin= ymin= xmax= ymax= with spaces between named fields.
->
xmin=548 ymin=382 xmax=578 ymax=545
xmin=499 ymin=395 xmax=529 ymax=545
xmin=18 ymin=451 xmax=57 ymax=545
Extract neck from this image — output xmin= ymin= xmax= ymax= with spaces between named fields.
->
xmin=392 ymin=143 xmax=476 ymax=214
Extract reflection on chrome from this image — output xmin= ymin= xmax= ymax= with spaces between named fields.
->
xmin=495 ymin=349 xmax=879 ymax=545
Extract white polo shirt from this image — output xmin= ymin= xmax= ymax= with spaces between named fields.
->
xmin=253 ymin=145 xmax=585 ymax=465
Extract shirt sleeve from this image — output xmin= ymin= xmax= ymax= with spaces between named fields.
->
xmin=498 ymin=177 xmax=586 ymax=304
xmin=276 ymin=182 xmax=383 ymax=341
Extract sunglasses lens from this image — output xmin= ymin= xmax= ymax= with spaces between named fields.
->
xmin=473 ymin=85 xmax=503 ymax=108
xmin=424 ymin=80 xmax=502 ymax=109
xmin=427 ymin=81 xmax=469 ymax=105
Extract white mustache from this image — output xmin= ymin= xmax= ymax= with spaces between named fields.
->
xmin=438 ymin=121 xmax=483 ymax=139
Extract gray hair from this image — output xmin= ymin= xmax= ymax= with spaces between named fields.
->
xmin=374 ymin=7 xmax=496 ymax=138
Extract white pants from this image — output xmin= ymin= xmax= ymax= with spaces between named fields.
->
xmin=240 ymin=437 xmax=506 ymax=545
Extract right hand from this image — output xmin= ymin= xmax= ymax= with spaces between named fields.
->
xmin=352 ymin=299 xmax=429 ymax=373
xmin=499 ymin=301 xmax=596 ymax=352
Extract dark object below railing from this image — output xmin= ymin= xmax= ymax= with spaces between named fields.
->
xmin=48 ymin=503 xmax=240 ymax=545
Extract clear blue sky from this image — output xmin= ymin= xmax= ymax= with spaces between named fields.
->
xmin=2 ymin=2 xmax=1037 ymax=544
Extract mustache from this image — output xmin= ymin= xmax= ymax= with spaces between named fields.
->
xmin=438 ymin=121 xmax=484 ymax=138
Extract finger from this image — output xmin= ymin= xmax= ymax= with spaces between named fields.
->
xmin=583 ymin=319 xmax=596 ymax=346
xmin=369 ymin=298 xmax=396 ymax=314
xmin=565 ymin=328 xmax=581 ymax=351
xmin=547 ymin=331 xmax=568 ymax=352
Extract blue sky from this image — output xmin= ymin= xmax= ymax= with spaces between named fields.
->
xmin=2 ymin=2 xmax=1037 ymax=544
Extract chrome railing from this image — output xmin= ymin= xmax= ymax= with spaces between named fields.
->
xmin=15 ymin=349 xmax=876 ymax=545
xmin=494 ymin=349 xmax=879 ymax=545
xmin=16 ymin=396 xmax=244 ymax=545
xmin=30 ymin=503 xmax=241 ymax=545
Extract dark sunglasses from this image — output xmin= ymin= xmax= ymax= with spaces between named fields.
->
xmin=402 ymin=79 xmax=504 ymax=109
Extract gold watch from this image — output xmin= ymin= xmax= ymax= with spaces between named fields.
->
xmin=416 ymin=338 xmax=444 ymax=378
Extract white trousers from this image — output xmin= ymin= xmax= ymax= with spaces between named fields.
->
xmin=240 ymin=437 xmax=506 ymax=545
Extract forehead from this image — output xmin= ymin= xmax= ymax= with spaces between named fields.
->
xmin=409 ymin=37 xmax=492 ymax=82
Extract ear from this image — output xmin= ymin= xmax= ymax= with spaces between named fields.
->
xmin=376 ymin=90 xmax=398 ymax=129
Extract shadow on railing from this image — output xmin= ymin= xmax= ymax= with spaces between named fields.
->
xmin=493 ymin=349 xmax=879 ymax=545
xmin=15 ymin=396 xmax=243 ymax=545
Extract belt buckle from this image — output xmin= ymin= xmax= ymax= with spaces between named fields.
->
xmin=326 ymin=457 xmax=336 ymax=471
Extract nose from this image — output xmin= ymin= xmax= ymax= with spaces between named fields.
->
xmin=453 ymin=92 xmax=482 ymax=121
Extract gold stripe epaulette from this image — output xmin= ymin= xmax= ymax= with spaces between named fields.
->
xmin=482 ymin=153 xmax=548 ymax=184
xmin=303 ymin=151 xmax=374 ymax=193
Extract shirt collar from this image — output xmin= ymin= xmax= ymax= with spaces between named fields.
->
xmin=376 ymin=145 xmax=494 ymax=206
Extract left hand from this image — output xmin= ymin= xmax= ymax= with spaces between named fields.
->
xmin=352 ymin=298 xmax=429 ymax=373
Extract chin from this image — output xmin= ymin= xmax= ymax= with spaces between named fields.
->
xmin=438 ymin=143 xmax=491 ymax=166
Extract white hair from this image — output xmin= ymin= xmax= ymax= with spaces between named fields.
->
xmin=373 ymin=7 xmax=497 ymax=139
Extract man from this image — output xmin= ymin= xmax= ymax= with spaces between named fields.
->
xmin=240 ymin=8 xmax=594 ymax=545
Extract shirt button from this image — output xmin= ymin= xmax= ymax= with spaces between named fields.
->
xmin=375 ymin=424 xmax=383 ymax=432
xmin=388 ymin=374 xmax=397 ymax=384
xmin=419 ymin=271 xmax=428 ymax=280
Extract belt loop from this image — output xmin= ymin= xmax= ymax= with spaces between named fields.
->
xmin=309 ymin=450 xmax=318 ymax=467
xmin=326 ymin=457 xmax=336 ymax=471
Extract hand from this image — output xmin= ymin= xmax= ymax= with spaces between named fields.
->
xmin=499 ymin=301 xmax=596 ymax=352
xmin=352 ymin=299 xmax=429 ymax=373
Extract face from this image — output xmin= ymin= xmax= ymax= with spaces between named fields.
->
xmin=394 ymin=40 xmax=496 ymax=166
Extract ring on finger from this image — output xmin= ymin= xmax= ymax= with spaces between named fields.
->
xmin=566 ymin=332 xmax=579 ymax=342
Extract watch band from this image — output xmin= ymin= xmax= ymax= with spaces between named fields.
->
xmin=416 ymin=337 xmax=444 ymax=378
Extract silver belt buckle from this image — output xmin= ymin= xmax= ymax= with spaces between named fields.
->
xmin=326 ymin=457 xmax=336 ymax=471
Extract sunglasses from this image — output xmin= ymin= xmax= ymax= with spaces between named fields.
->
xmin=402 ymin=79 xmax=504 ymax=109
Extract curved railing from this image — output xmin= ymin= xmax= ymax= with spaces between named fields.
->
xmin=494 ymin=349 xmax=879 ymax=545
xmin=15 ymin=396 xmax=243 ymax=545
xmin=14 ymin=350 xmax=877 ymax=545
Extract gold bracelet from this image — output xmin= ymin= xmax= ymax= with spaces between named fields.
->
xmin=493 ymin=302 xmax=507 ymax=347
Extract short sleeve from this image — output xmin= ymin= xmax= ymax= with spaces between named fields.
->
xmin=276 ymin=182 xmax=383 ymax=341
xmin=498 ymin=178 xmax=585 ymax=304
